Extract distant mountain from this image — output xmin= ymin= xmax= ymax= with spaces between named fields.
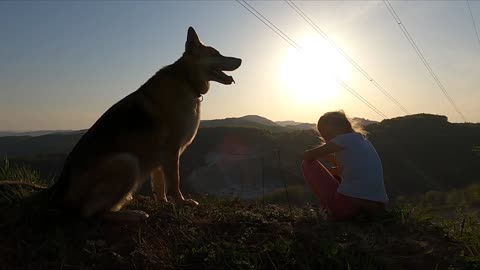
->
xmin=240 ymin=116 xmax=318 ymax=131
xmin=366 ymin=113 xmax=479 ymax=196
xmin=0 ymin=116 xmax=375 ymax=138
xmin=200 ymin=115 xmax=319 ymax=132
xmin=276 ymin=117 xmax=377 ymax=131
xmin=352 ymin=117 xmax=378 ymax=127
xmin=201 ymin=115 xmax=277 ymax=127
xmin=276 ymin=121 xmax=316 ymax=131
xmin=276 ymin=120 xmax=305 ymax=126
xmin=0 ymin=131 xmax=85 ymax=158
xmin=285 ymin=123 xmax=316 ymax=131
xmin=1 ymin=114 xmax=478 ymax=198
xmin=277 ymin=118 xmax=377 ymax=128
xmin=200 ymin=115 xmax=286 ymax=132
xmin=238 ymin=115 xmax=278 ymax=126
xmin=0 ymin=130 xmax=74 ymax=137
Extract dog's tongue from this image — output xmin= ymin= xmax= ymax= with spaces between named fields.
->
xmin=221 ymin=75 xmax=235 ymax=85
xmin=214 ymin=70 xmax=235 ymax=85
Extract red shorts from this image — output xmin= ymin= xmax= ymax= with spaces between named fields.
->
xmin=302 ymin=160 xmax=385 ymax=221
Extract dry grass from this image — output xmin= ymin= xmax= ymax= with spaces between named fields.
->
xmin=0 ymin=191 xmax=478 ymax=270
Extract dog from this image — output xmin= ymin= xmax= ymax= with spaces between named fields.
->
xmin=49 ymin=27 xmax=241 ymax=221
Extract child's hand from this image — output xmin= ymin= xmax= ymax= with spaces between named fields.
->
xmin=303 ymin=143 xmax=342 ymax=161
xmin=329 ymin=166 xmax=342 ymax=176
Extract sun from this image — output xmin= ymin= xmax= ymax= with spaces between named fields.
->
xmin=279 ymin=35 xmax=351 ymax=104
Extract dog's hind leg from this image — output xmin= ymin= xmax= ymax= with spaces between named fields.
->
xmin=151 ymin=167 xmax=168 ymax=203
xmin=76 ymin=153 xmax=147 ymax=221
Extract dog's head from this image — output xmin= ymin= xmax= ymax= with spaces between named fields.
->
xmin=183 ymin=27 xmax=242 ymax=93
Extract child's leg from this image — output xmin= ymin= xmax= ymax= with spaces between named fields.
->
xmin=301 ymin=160 xmax=339 ymax=209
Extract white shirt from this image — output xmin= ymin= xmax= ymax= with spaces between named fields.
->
xmin=330 ymin=132 xmax=389 ymax=203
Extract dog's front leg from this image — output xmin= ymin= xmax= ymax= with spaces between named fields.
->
xmin=151 ymin=167 xmax=168 ymax=203
xmin=163 ymin=150 xmax=198 ymax=206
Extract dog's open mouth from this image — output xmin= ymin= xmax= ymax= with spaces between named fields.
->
xmin=211 ymin=69 xmax=235 ymax=85
xmin=210 ymin=57 xmax=241 ymax=85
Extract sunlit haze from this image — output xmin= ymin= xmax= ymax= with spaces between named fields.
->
xmin=1 ymin=1 xmax=479 ymax=130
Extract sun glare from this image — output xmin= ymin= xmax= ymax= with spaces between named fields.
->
xmin=279 ymin=36 xmax=351 ymax=104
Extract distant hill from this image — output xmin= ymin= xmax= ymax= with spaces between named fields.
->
xmin=276 ymin=117 xmax=377 ymax=131
xmin=285 ymin=123 xmax=316 ymax=131
xmin=0 ymin=130 xmax=74 ymax=137
xmin=202 ymin=115 xmax=322 ymax=132
xmin=0 ymin=115 xmax=374 ymax=139
xmin=276 ymin=120 xmax=316 ymax=131
xmin=0 ymin=114 xmax=478 ymax=197
xmin=200 ymin=115 xmax=288 ymax=132
xmin=352 ymin=117 xmax=378 ymax=127
xmin=201 ymin=117 xmax=274 ymax=130
xmin=0 ymin=130 xmax=86 ymax=158
xmin=366 ymin=114 xmax=480 ymax=196
xmin=237 ymin=115 xmax=278 ymax=126
xmin=275 ymin=120 xmax=304 ymax=126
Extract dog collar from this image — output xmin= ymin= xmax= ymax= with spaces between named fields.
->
xmin=184 ymin=77 xmax=205 ymax=100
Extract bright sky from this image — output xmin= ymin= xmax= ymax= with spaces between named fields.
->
xmin=1 ymin=1 xmax=479 ymax=130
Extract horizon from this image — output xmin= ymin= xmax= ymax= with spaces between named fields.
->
xmin=0 ymin=113 xmax=464 ymax=133
xmin=0 ymin=114 xmax=319 ymax=132
xmin=1 ymin=1 xmax=479 ymax=130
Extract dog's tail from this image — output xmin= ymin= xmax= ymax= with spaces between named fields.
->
xmin=46 ymin=165 xmax=71 ymax=205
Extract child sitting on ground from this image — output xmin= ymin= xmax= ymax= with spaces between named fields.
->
xmin=303 ymin=111 xmax=388 ymax=221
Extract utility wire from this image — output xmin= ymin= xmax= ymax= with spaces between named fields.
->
xmin=383 ymin=0 xmax=467 ymax=122
xmin=236 ymin=0 xmax=388 ymax=119
xmin=466 ymin=0 xmax=480 ymax=49
xmin=236 ymin=0 xmax=302 ymax=51
xmin=284 ymin=0 xmax=410 ymax=115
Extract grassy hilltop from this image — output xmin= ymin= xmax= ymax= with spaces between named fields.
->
xmin=1 ymin=173 xmax=479 ymax=269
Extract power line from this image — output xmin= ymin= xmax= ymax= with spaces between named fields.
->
xmin=238 ymin=0 xmax=387 ymax=118
xmin=383 ymin=0 xmax=467 ymax=122
xmin=335 ymin=79 xmax=388 ymax=118
xmin=284 ymin=0 xmax=410 ymax=115
xmin=466 ymin=0 xmax=480 ymax=49
xmin=236 ymin=0 xmax=388 ymax=119
xmin=236 ymin=0 xmax=301 ymax=51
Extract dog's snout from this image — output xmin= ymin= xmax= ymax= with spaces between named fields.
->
xmin=222 ymin=57 xmax=242 ymax=71
xmin=235 ymin=58 xmax=242 ymax=67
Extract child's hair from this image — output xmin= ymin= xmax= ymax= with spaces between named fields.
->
xmin=317 ymin=110 xmax=367 ymax=136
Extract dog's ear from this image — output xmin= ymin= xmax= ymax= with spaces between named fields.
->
xmin=185 ymin=27 xmax=201 ymax=53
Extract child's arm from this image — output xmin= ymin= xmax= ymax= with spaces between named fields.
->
xmin=303 ymin=142 xmax=343 ymax=161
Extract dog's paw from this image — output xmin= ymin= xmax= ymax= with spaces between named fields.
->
xmin=174 ymin=197 xmax=199 ymax=207
xmin=153 ymin=194 xmax=169 ymax=204
xmin=184 ymin=198 xmax=199 ymax=206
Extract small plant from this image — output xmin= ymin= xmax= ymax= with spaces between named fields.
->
xmin=0 ymin=157 xmax=40 ymax=182
xmin=0 ymin=158 xmax=44 ymax=203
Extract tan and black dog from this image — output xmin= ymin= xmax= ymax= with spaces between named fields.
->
xmin=50 ymin=27 xmax=241 ymax=221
